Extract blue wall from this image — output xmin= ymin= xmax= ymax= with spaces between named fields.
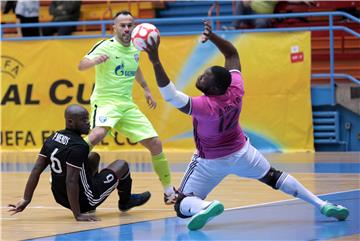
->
xmin=313 ymin=105 xmax=360 ymax=151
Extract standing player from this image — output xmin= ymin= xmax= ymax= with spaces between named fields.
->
xmin=8 ymin=104 xmax=150 ymax=221
xmin=143 ymin=21 xmax=349 ymax=230
xmin=78 ymin=11 xmax=177 ymax=204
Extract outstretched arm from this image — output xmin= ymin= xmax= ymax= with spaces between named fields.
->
xmin=144 ymin=38 xmax=191 ymax=114
xmin=8 ymin=156 xmax=48 ymax=215
xmin=202 ymin=20 xmax=241 ymax=71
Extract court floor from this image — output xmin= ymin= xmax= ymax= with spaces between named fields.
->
xmin=1 ymin=152 xmax=359 ymax=241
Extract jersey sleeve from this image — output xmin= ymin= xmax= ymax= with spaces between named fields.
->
xmin=39 ymin=143 xmax=48 ymax=158
xmin=85 ymin=40 xmax=106 ymax=60
xmin=229 ymin=69 xmax=244 ymax=96
xmin=66 ymin=146 xmax=88 ymax=170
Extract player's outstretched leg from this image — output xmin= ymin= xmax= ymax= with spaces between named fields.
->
xmin=174 ymin=194 xmax=224 ymax=231
xmin=259 ymin=167 xmax=349 ymax=221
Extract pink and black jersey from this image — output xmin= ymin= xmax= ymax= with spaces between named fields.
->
xmin=190 ymin=70 xmax=246 ymax=159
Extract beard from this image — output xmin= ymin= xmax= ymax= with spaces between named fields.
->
xmin=122 ymin=34 xmax=131 ymax=43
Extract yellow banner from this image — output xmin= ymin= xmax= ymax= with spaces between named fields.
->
xmin=1 ymin=32 xmax=313 ymax=152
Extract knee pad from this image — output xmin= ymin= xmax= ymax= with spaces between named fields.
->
xmin=174 ymin=192 xmax=192 ymax=219
xmin=259 ymin=167 xmax=286 ymax=189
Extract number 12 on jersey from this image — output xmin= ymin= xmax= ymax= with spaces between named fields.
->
xmin=218 ymin=109 xmax=240 ymax=133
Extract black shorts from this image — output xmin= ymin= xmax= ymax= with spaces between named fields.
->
xmin=52 ymin=169 xmax=118 ymax=213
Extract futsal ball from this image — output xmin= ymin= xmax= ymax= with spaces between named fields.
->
xmin=131 ymin=23 xmax=160 ymax=51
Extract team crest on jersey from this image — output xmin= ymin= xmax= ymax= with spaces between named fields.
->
xmin=134 ymin=53 xmax=139 ymax=63
xmin=99 ymin=116 xmax=107 ymax=123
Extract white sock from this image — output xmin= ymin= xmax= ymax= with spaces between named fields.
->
xmin=180 ymin=196 xmax=212 ymax=217
xmin=279 ymin=174 xmax=326 ymax=209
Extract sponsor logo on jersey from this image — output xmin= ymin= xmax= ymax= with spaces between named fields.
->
xmin=114 ymin=61 xmax=136 ymax=77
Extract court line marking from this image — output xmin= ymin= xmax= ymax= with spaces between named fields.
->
xmin=3 ymin=189 xmax=358 ymax=240
xmin=0 ymin=206 xmax=169 ymax=211
xmin=225 ymin=188 xmax=360 ymax=211
xmin=1 ymin=188 xmax=358 ymax=212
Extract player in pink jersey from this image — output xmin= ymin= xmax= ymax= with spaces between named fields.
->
xmin=144 ymin=21 xmax=349 ymax=231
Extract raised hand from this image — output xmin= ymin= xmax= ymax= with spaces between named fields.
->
xmin=201 ymin=20 xmax=213 ymax=43
xmin=143 ymin=37 xmax=160 ymax=64
xmin=8 ymin=199 xmax=30 ymax=215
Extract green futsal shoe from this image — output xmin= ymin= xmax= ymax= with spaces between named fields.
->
xmin=187 ymin=200 xmax=224 ymax=231
xmin=321 ymin=203 xmax=349 ymax=221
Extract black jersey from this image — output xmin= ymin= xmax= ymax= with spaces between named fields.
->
xmin=39 ymin=129 xmax=118 ymax=212
xmin=39 ymin=129 xmax=93 ymax=210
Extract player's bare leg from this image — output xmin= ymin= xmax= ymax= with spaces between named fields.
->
xmin=259 ymin=167 xmax=349 ymax=221
xmin=88 ymin=152 xmax=100 ymax=176
xmin=85 ymin=126 xmax=110 ymax=148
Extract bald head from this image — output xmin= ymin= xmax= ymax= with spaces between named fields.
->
xmin=65 ymin=104 xmax=87 ymax=119
xmin=64 ymin=104 xmax=90 ymax=135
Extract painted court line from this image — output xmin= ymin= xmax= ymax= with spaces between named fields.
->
xmin=225 ymin=188 xmax=360 ymax=211
xmin=26 ymin=189 xmax=360 ymax=241
xmin=0 ymin=206 xmax=169 ymax=211
xmin=2 ymin=189 xmax=358 ymax=212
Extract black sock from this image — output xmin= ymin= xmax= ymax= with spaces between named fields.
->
xmin=118 ymin=171 xmax=132 ymax=205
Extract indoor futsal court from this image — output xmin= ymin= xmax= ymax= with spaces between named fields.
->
xmin=1 ymin=1 xmax=360 ymax=241
xmin=1 ymin=152 xmax=359 ymax=241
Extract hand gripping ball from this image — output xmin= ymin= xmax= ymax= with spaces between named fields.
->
xmin=131 ymin=23 xmax=160 ymax=51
